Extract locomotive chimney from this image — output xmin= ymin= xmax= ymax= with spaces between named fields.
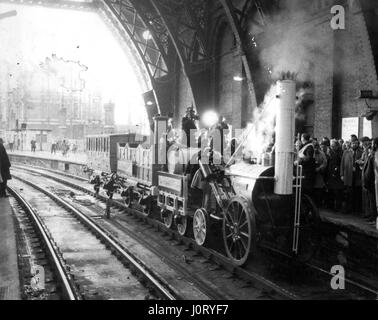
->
xmin=274 ymin=73 xmax=296 ymax=195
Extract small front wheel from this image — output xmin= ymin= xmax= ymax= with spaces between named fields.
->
xmin=193 ymin=208 xmax=209 ymax=246
xmin=162 ymin=210 xmax=174 ymax=229
xmin=176 ymin=215 xmax=188 ymax=236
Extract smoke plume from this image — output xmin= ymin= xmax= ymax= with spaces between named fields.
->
xmin=242 ymin=1 xmax=328 ymax=159
xmin=256 ymin=0 xmax=329 ymax=82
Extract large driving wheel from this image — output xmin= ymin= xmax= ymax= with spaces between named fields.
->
xmin=223 ymin=196 xmax=256 ymax=266
xmin=193 ymin=208 xmax=209 ymax=246
xmin=176 ymin=215 xmax=188 ymax=236
xmin=296 ymin=194 xmax=321 ymax=262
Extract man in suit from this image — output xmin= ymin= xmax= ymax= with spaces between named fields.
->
xmin=372 ymin=138 xmax=378 ymax=226
xmin=296 ymin=133 xmax=316 ymax=197
xmin=364 ymin=138 xmax=378 ymax=225
xmin=181 ymin=106 xmax=199 ymax=148
xmin=0 ymin=138 xmax=11 ymax=197
xmin=340 ymin=136 xmax=363 ymax=214
xmin=358 ymin=137 xmax=372 ymax=217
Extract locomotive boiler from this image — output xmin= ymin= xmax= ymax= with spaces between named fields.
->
xmin=223 ymin=78 xmax=319 ymax=265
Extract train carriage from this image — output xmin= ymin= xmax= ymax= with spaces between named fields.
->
xmin=85 ymin=133 xmax=147 ymax=174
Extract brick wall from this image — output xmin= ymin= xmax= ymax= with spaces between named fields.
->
xmin=283 ymin=3 xmax=378 ymax=139
xmin=170 ymin=0 xmax=378 ymax=140
xmin=313 ymin=23 xmax=335 ymax=139
xmin=335 ymin=5 xmax=378 ymax=138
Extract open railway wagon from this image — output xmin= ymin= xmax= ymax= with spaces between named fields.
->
xmin=111 ymin=77 xmax=320 ymax=267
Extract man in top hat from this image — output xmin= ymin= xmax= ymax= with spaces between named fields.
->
xmin=181 ymin=105 xmax=199 ymax=148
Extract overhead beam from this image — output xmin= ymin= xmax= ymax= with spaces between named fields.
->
xmin=149 ymin=0 xmax=211 ymax=112
xmin=219 ymin=0 xmax=258 ymax=110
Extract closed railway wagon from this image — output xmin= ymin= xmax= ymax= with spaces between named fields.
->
xmin=85 ymin=133 xmax=147 ymax=174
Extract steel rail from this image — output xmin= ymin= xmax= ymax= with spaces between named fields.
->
xmin=13 ymin=165 xmax=378 ymax=299
xmin=11 ymin=174 xmax=178 ymax=301
xmin=12 ymin=166 xmax=298 ymax=300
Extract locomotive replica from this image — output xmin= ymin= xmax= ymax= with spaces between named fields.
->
xmin=85 ymin=77 xmax=319 ymax=267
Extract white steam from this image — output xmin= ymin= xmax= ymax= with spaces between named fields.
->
xmin=243 ymin=85 xmax=278 ymax=159
xmin=256 ymin=1 xmax=329 ymax=82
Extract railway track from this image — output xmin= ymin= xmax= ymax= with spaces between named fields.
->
xmin=11 ymin=166 xmax=298 ymax=300
xmin=8 ymin=186 xmax=80 ymax=300
xmin=8 ymin=175 xmax=177 ymax=300
xmin=11 ymin=164 xmax=378 ymax=299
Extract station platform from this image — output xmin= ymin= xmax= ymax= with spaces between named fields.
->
xmin=8 ymin=150 xmax=89 ymax=179
xmin=320 ymin=209 xmax=378 ymax=238
xmin=0 ymin=197 xmax=20 ymax=300
xmin=317 ymin=208 xmax=378 ymax=288
xmin=8 ymin=150 xmax=87 ymax=165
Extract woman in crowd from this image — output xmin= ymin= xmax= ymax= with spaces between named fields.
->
xmin=327 ymin=139 xmax=344 ymax=210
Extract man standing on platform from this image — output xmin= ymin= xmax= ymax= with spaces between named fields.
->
xmin=341 ymin=136 xmax=363 ymax=214
xmin=0 ymin=138 xmax=11 ymax=198
xmin=32 ymin=140 xmax=37 ymax=152
xmin=296 ymin=133 xmax=316 ymax=197
xmin=363 ymin=138 xmax=378 ymax=225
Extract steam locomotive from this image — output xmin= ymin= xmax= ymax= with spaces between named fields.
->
xmin=85 ymin=78 xmax=319 ymax=267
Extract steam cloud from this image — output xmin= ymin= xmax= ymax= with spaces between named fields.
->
xmin=243 ymin=85 xmax=278 ymax=159
xmin=242 ymin=0 xmax=332 ymax=159
xmin=257 ymin=0 xmax=329 ymax=82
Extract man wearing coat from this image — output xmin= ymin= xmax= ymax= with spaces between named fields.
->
xmin=362 ymin=138 xmax=378 ymax=225
xmin=296 ymin=133 xmax=316 ymax=197
xmin=340 ymin=137 xmax=363 ymax=214
xmin=327 ymin=140 xmax=344 ymax=211
xmin=0 ymin=138 xmax=11 ymax=197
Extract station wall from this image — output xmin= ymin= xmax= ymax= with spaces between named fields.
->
xmin=164 ymin=0 xmax=378 ymax=140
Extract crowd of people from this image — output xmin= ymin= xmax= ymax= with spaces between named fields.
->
xmin=50 ymin=140 xmax=78 ymax=156
xmin=5 ymin=138 xmax=78 ymax=156
xmin=50 ymin=140 xmax=76 ymax=156
xmin=295 ymin=133 xmax=378 ymax=225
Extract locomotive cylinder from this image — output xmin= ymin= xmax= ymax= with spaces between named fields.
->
xmin=274 ymin=79 xmax=296 ymax=195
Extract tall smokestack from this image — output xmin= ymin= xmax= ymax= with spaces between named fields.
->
xmin=274 ymin=74 xmax=296 ymax=195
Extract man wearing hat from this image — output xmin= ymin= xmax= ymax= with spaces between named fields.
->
xmin=181 ymin=105 xmax=199 ymax=148
xmin=358 ymin=137 xmax=372 ymax=217
xmin=363 ymin=137 xmax=378 ymax=225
